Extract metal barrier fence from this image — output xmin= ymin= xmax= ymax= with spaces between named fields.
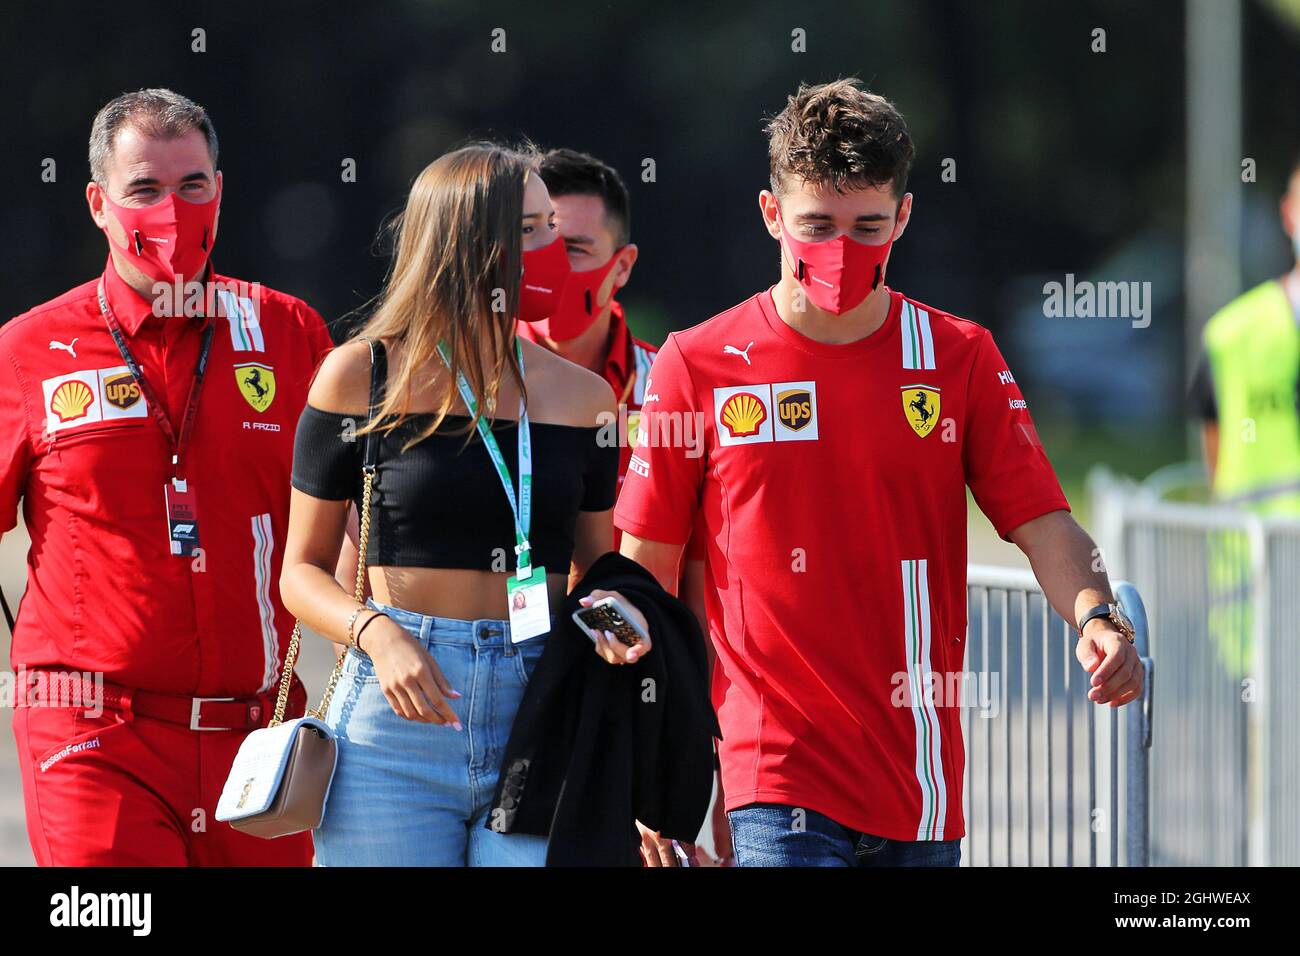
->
xmin=1090 ymin=466 xmax=1300 ymax=866
xmin=961 ymin=565 xmax=1153 ymax=866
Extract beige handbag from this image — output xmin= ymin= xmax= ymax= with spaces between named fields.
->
xmin=216 ymin=339 xmax=383 ymax=839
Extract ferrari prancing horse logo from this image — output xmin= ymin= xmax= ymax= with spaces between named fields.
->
xmin=235 ymin=363 xmax=276 ymax=413
xmin=901 ymin=384 xmax=940 ymax=438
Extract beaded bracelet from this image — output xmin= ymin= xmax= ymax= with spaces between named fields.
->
xmin=345 ymin=606 xmax=367 ymax=647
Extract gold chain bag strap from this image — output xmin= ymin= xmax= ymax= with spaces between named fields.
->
xmin=294 ymin=451 xmax=376 ymax=723
xmin=215 ymin=337 xmax=385 ymax=838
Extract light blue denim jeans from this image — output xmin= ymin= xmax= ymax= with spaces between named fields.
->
xmin=313 ymin=598 xmax=550 ymax=866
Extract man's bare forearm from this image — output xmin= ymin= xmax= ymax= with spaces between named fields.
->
xmin=619 ymin=533 xmax=684 ymax=596
xmin=1009 ymin=510 xmax=1114 ymax=630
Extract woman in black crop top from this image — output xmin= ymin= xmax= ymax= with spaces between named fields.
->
xmin=280 ymin=144 xmax=651 ymax=867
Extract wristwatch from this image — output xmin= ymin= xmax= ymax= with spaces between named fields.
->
xmin=1076 ymin=603 xmax=1135 ymax=644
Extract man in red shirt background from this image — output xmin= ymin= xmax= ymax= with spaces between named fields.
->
xmin=0 ymin=89 xmax=332 ymax=865
xmin=516 ymin=148 xmax=656 ymax=498
xmin=615 ymin=79 xmax=1144 ymax=866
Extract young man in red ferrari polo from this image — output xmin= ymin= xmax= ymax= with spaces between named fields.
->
xmin=616 ymin=79 xmax=1145 ymax=866
xmin=0 ymin=89 xmax=332 ymax=865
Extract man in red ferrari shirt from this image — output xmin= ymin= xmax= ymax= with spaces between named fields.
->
xmin=516 ymin=148 xmax=656 ymax=496
xmin=615 ymin=79 xmax=1145 ymax=866
xmin=0 ymin=89 xmax=332 ymax=865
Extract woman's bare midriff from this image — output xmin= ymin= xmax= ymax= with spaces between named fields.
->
xmin=367 ymin=566 xmax=570 ymax=621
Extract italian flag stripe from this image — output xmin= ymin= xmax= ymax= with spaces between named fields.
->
xmin=907 ymin=302 xmax=920 ymax=369
xmin=917 ymin=306 xmax=935 ymax=370
xmin=913 ymin=305 xmax=927 ymax=369
xmin=901 ymin=302 xmax=910 ymax=368
xmin=219 ymin=290 xmax=250 ymax=351
xmin=900 ymin=300 xmax=937 ymax=371
xmin=903 ymin=558 xmax=948 ymax=840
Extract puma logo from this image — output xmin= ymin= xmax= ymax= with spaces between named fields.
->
xmin=723 ymin=341 xmax=754 ymax=365
xmin=49 ymin=338 xmax=78 ymax=358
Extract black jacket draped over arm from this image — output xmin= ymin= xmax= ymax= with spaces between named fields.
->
xmin=486 ymin=551 xmax=720 ymax=866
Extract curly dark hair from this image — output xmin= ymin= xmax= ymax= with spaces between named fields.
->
xmin=765 ymin=78 xmax=914 ymax=200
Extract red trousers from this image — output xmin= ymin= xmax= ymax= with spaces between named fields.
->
xmin=14 ymin=688 xmax=314 ymax=867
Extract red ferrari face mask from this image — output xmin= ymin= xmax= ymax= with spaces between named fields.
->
xmin=103 ymin=189 xmax=220 ymax=285
xmin=519 ymin=234 xmax=572 ymax=324
xmin=778 ymin=211 xmax=893 ymax=315
xmin=531 ymin=249 xmax=624 ymax=341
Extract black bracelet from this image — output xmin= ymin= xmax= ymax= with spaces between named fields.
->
xmin=354 ymin=610 xmax=387 ymax=653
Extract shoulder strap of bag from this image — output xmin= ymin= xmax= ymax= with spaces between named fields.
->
xmin=363 ymin=336 xmax=386 ymax=470
xmin=270 ymin=337 xmax=385 ymax=726
xmin=353 ymin=334 xmax=384 ymax=581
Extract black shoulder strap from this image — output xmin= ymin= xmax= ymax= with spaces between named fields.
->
xmin=361 ymin=337 xmax=387 ymax=470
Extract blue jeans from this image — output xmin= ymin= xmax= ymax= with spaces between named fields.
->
xmin=728 ymin=803 xmax=961 ymax=867
xmin=313 ymin=599 xmax=550 ymax=866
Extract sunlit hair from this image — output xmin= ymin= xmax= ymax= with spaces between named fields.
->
xmin=765 ymin=78 xmax=914 ymax=200
xmin=89 ymin=88 xmax=218 ymax=185
xmin=354 ymin=142 xmax=538 ymax=449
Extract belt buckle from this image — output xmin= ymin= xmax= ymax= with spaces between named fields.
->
xmin=190 ymin=696 xmax=239 ymax=731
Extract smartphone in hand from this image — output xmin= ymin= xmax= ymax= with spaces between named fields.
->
xmin=572 ymin=596 xmax=649 ymax=647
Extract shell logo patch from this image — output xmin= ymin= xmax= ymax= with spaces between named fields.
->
xmin=719 ymin=391 xmax=768 ymax=438
xmin=235 ymin=363 xmax=276 ymax=413
xmin=901 ymin=384 xmax=941 ymax=437
xmin=50 ymin=379 xmax=95 ymax=423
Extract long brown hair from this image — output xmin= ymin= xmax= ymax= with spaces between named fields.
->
xmin=354 ymin=142 xmax=535 ymax=448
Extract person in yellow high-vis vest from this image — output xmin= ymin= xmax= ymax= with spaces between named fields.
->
xmin=1189 ymin=156 xmax=1300 ymax=678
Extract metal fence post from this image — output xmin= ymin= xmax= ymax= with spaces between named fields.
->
xmin=1117 ymin=581 xmax=1152 ymax=867
xmin=1248 ymin=517 xmax=1268 ymax=867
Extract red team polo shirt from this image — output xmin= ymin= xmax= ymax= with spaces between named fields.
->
xmin=614 ymin=287 xmax=1068 ymax=841
xmin=518 ymin=299 xmax=657 ymax=489
xmin=0 ymin=260 xmax=333 ymax=697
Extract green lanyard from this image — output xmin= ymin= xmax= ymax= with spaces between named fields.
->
xmin=436 ymin=339 xmax=533 ymax=579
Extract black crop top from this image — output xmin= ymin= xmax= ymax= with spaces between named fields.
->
xmin=290 ymin=341 xmax=618 ymax=572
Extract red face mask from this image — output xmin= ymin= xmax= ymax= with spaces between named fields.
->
xmin=531 ymin=249 xmax=624 ymax=341
xmin=778 ymin=211 xmax=892 ymax=315
xmin=519 ymin=234 xmax=572 ymax=324
xmin=103 ymin=189 xmax=220 ymax=285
